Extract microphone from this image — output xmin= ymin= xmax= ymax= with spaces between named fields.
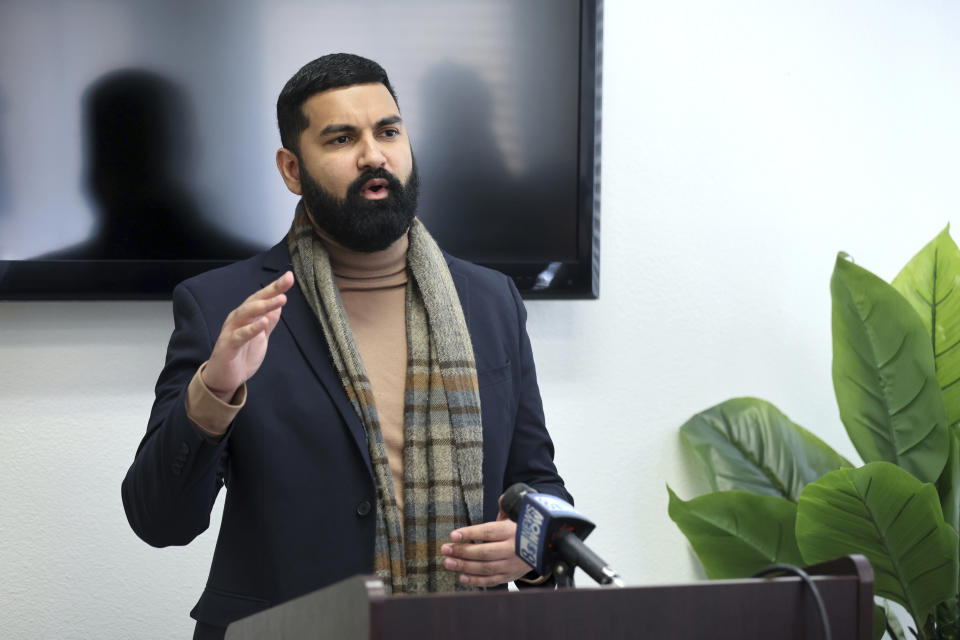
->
xmin=502 ymin=482 xmax=624 ymax=587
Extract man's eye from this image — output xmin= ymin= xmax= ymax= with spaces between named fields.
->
xmin=331 ymin=135 xmax=350 ymax=145
xmin=381 ymin=129 xmax=399 ymax=138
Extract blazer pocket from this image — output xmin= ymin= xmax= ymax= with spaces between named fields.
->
xmin=477 ymin=361 xmax=512 ymax=389
xmin=190 ymin=587 xmax=271 ymax=628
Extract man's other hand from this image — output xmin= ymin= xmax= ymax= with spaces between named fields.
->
xmin=441 ymin=510 xmax=531 ymax=587
xmin=202 ymin=271 xmax=294 ymax=402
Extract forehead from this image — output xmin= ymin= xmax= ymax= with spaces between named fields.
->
xmin=301 ymin=83 xmax=399 ymax=130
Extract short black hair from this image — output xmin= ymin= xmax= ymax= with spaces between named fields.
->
xmin=276 ymin=53 xmax=398 ymax=154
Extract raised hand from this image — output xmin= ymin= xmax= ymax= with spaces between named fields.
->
xmin=201 ymin=271 xmax=294 ymax=402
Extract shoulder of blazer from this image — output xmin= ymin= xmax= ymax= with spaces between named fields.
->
xmin=442 ymin=252 xmax=525 ymax=343
xmin=443 ymin=251 xmax=517 ymax=303
xmin=443 ymin=251 xmax=511 ymax=290
xmin=176 ymin=242 xmax=291 ymax=305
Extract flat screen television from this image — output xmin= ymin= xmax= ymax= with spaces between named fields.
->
xmin=0 ymin=0 xmax=601 ymax=299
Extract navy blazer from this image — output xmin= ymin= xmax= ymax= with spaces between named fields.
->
xmin=121 ymin=241 xmax=570 ymax=632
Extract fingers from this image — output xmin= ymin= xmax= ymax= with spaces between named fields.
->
xmin=226 ymin=299 xmax=282 ymax=339
xmin=441 ymin=519 xmax=529 ymax=587
xmin=442 ymin=554 xmax=513 ymax=574
xmin=442 ymin=552 xmax=526 ymax=586
xmin=443 ymin=553 xmax=516 ymax=576
xmin=220 ymin=273 xmax=292 ymax=339
xmin=228 ymin=283 xmax=290 ymax=330
xmin=449 ymin=520 xmax=514 ymax=543
xmin=224 ymin=315 xmax=270 ymax=348
xmin=246 ymin=271 xmax=294 ymax=303
xmin=263 ymin=306 xmax=284 ymax=337
xmin=443 ymin=521 xmax=515 ymax=560
xmin=441 ymin=539 xmax=531 ymax=587
xmin=442 ymin=537 xmax=511 ymax=561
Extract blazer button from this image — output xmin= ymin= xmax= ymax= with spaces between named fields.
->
xmin=179 ymin=442 xmax=190 ymax=456
xmin=356 ymin=501 xmax=372 ymax=517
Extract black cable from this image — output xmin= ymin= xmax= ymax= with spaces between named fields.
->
xmin=752 ymin=564 xmax=832 ymax=640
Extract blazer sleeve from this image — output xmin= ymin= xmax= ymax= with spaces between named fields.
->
xmin=502 ymin=277 xmax=572 ymax=505
xmin=498 ymin=278 xmax=572 ymax=589
xmin=121 ymin=282 xmax=233 ymax=547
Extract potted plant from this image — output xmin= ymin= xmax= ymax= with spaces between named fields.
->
xmin=668 ymin=228 xmax=960 ymax=639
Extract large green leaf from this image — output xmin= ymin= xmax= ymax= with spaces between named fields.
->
xmin=680 ymin=397 xmax=852 ymax=502
xmin=831 ymin=253 xmax=949 ymax=483
xmin=939 ymin=424 xmax=960 ymax=535
xmin=892 ymin=226 xmax=960 ymax=427
xmin=796 ymin=462 xmax=959 ymax=626
xmin=667 ymin=486 xmax=804 ymax=579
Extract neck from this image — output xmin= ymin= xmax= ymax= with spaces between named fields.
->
xmin=301 ymin=201 xmax=409 ymax=279
xmin=303 ymin=225 xmax=407 ymax=296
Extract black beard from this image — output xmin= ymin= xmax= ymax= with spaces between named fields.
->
xmin=298 ymin=160 xmax=419 ymax=253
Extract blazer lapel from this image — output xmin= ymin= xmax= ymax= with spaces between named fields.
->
xmin=260 ymin=242 xmax=373 ymax=474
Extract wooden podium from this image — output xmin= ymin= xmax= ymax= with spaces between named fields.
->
xmin=225 ymin=555 xmax=873 ymax=639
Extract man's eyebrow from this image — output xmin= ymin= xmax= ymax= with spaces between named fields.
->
xmin=318 ymin=116 xmax=402 ymax=137
xmin=319 ymin=123 xmax=357 ymax=136
xmin=376 ymin=115 xmax=403 ymax=128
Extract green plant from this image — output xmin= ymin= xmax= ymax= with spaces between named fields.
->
xmin=668 ymin=227 xmax=960 ymax=640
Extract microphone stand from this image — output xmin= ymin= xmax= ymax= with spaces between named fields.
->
xmin=552 ymin=560 xmax=576 ymax=588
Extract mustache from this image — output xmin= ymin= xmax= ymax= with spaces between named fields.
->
xmin=345 ymin=167 xmax=405 ymax=200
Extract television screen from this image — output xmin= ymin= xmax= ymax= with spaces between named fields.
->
xmin=0 ymin=0 xmax=600 ymax=299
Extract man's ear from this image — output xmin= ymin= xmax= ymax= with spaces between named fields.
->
xmin=276 ymin=148 xmax=303 ymax=195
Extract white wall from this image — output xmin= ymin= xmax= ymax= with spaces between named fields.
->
xmin=3 ymin=1 xmax=959 ymax=637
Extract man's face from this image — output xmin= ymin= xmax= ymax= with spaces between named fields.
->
xmin=288 ymin=83 xmax=417 ymax=252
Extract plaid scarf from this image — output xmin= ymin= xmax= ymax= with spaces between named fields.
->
xmin=288 ymin=202 xmax=483 ymax=594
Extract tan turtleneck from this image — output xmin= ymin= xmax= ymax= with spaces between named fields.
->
xmin=185 ymin=231 xmax=411 ymax=511
xmin=322 ymin=231 xmax=409 ymax=511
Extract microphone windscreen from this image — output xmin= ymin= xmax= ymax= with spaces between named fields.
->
xmin=501 ymin=482 xmax=534 ymax=521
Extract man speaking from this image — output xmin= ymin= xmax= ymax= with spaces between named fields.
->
xmin=122 ymin=53 xmax=570 ymax=639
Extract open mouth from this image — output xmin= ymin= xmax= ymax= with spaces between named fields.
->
xmin=362 ymin=178 xmax=390 ymax=200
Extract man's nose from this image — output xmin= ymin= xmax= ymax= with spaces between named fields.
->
xmin=356 ymin=134 xmax=387 ymax=171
